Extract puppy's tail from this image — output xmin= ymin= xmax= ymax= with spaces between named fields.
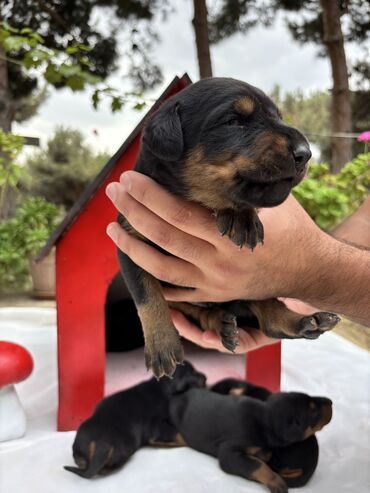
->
xmin=64 ymin=440 xmax=114 ymax=479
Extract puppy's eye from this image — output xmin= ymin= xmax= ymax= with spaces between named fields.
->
xmin=225 ymin=117 xmax=247 ymax=128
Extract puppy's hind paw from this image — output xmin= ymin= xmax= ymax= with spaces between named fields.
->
xmin=297 ymin=312 xmax=340 ymax=340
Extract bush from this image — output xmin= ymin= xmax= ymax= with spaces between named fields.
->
xmin=22 ymin=126 xmax=110 ymax=210
xmin=0 ymin=197 xmax=60 ymax=292
xmin=294 ymin=153 xmax=370 ymax=230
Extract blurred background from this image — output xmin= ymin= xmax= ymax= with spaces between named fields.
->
xmin=0 ymin=0 xmax=369 ymax=301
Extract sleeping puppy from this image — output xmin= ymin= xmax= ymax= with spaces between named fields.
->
xmin=211 ymin=378 xmax=319 ymax=488
xmin=170 ymin=388 xmax=332 ymax=493
xmin=118 ymin=77 xmax=340 ymax=378
xmin=64 ymin=361 xmax=205 ymax=478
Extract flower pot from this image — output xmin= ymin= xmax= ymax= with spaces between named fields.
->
xmin=28 ymin=247 xmax=56 ymax=299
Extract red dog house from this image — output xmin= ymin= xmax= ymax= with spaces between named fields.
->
xmin=38 ymin=74 xmax=281 ymax=431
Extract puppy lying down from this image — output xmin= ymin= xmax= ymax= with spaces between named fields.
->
xmin=211 ymin=378 xmax=322 ymax=488
xmin=170 ymin=386 xmax=332 ymax=493
xmin=64 ymin=361 xmax=205 ymax=478
xmin=65 ymin=366 xmax=331 ymax=491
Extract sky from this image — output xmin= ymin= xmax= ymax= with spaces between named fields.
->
xmin=13 ymin=0 xmax=365 ymax=157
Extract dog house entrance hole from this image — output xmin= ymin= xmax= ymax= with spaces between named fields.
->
xmin=105 ymin=273 xmax=144 ymax=352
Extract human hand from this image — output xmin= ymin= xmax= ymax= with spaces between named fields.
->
xmin=170 ymin=309 xmax=277 ymax=353
xmin=105 ymin=171 xmax=325 ymax=304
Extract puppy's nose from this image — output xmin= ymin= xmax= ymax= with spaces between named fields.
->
xmin=292 ymin=144 xmax=311 ymax=170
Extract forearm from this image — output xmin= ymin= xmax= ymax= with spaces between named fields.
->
xmin=300 ymin=233 xmax=370 ymax=326
xmin=332 ymin=196 xmax=370 ymax=248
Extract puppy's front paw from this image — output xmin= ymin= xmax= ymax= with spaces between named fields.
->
xmin=215 ymin=209 xmax=264 ymax=250
xmin=296 ymin=312 xmax=340 ymax=339
xmin=268 ymin=476 xmax=288 ymax=493
xmin=145 ymin=330 xmax=184 ymax=378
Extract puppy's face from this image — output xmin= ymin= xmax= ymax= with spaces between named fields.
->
xmin=143 ymin=77 xmax=311 ymax=209
xmin=267 ymin=392 xmax=332 ymax=445
xmin=168 ymin=360 xmax=207 ymax=394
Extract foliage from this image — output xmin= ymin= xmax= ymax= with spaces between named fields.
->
xmin=22 ymin=127 xmax=110 ymax=209
xmin=270 ymin=86 xmax=370 ymax=161
xmin=208 ymin=1 xmax=370 ymax=89
xmin=0 ymin=197 xmax=60 ymax=291
xmin=0 ymin=129 xmax=24 ymax=214
xmin=294 ymin=153 xmax=370 ymax=231
xmin=270 ymin=86 xmax=331 ymax=160
xmin=2 ymin=0 xmax=168 ymax=112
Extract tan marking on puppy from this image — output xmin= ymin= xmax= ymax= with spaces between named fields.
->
xmin=249 ymin=459 xmax=286 ymax=489
xmin=105 ymin=446 xmax=114 ymax=465
xmin=183 ymin=147 xmax=255 ymax=210
xmin=234 ymin=96 xmax=254 ymax=115
xmin=246 ymin=447 xmax=272 ymax=462
xmin=248 ymin=299 xmax=305 ymax=338
xmin=304 ymin=403 xmax=332 ymax=438
xmin=175 ymin=433 xmax=187 ymax=447
xmin=246 ymin=446 xmax=262 ymax=456
xmin=280 ymin=468 xmax=303 ymax=479
xmin=149 ymin=433 xmax=187 ymax=448
xmin=249 ymin=132 xmax=290 ymax=171
xmin=88 ymin=441 xmax=96 ymax=462
xmin=138 ymin=274 xmax=183 ymax=378
xmin=229 ymin=387 xmax=245 ymax=396
xmin=169 ymin=301 xmax=236 ymax=338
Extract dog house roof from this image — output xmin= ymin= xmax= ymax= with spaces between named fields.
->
xmin=37 ymin=74 xmax=192 ymax=262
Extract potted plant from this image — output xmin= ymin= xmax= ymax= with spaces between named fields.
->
xmin=14 ymin=197 xmax=60 ymax=298
xmin=0 ymin=198 xmax=60 ymax=297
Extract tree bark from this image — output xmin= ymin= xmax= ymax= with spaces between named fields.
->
xmin=320 ymin=0 xmax=352 ymax=173
xmin=192 ymin=0 xmax=213 ymax=79
xmin=0 ymin=45 xmax=16 ymax=219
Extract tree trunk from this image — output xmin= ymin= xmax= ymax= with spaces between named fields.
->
xmin=320 ymin=0 xmax=352 ymax=173
xmin=192 ymin=0 xmax=213 ymax=79
xmin=0 ymin=45 xmax=16 ymax=220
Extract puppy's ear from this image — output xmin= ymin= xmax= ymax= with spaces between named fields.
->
xmin=143 ymin=102 xmax=183 ymax=160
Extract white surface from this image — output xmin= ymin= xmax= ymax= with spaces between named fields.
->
xmin=0 ymin=307 xmax=369 ymax=492
xmin=0 ymin=385 xmax=27 ymax=442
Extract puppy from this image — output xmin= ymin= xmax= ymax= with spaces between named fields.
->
xmin=170 ymin=388 xmax=332 ymax=493
xmin=118 ymin=77 xmax=340 ymax=377
xmin=211 ymin=378 xmax=319 ymax=488
xmin=64 ymin=361 xmax=205 ymax=478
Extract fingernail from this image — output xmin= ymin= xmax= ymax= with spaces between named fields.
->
xmin=120 ymin=172 xmax=132 ymax=191
xmin=106 ymin=183 xmax=117 ymax=201
xmin=106 ymin=223 xmax=118 ymax=242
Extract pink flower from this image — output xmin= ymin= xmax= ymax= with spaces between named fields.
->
xmin=357 ymin=131 xmax=370 ymax=142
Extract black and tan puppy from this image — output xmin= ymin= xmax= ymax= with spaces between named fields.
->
xmin=170 ymin=388 xmax=332 ymax=493
xmin=211 ymin=378 xmax=320 ymax=488
xmin=118 ymin=77 xmax=340 ymax=377
xmin=64 ymin=361 xmax=205 ymax=478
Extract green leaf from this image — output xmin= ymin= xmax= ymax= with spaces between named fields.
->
xmin=44 ymin=63 xmax=62 ymax=84
xmin=111 ymin=97 xmax=123 ymax=112
xmin=58 ymin=63 xmax=81 ymax=77
xmin=92 ymin=90 xmax=100 ymax=110
xmin=133 ymin=102 xmax=146 ymax=111
xmin=65 ymin=74 xmax=85 ymax=91
xmin=3 ymin=35 xmax=28 ymax=52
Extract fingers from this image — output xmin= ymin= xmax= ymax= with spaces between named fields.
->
xmin=119 ymin=171 xmax=220 ymax=243
xmin=237 ymin=328 xmax=277 ymax=352
xmin=107 ymin=223 xmax=202 ymax=287
xmin=106 ymin=182 xmax=214 ymax=264
xmin=171 ymin=310 xmax=276 ymax=354
xmin=170 ymin=310 xmax=230 ymax=352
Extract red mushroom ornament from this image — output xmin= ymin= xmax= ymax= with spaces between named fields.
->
xmin=0 ymin=341 xmax=34 ymax=441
